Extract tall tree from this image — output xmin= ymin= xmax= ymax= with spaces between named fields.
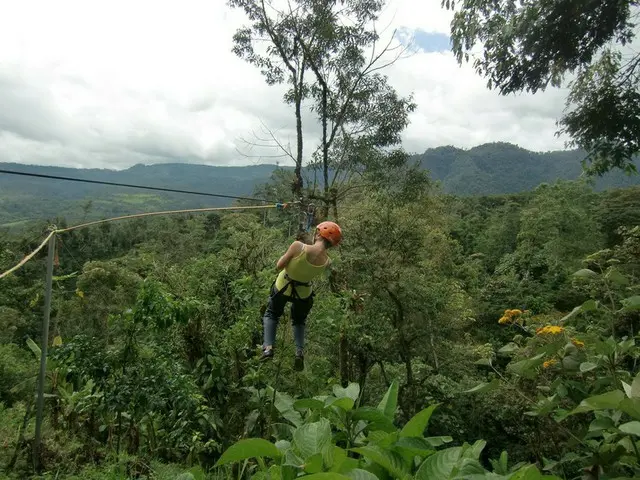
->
xmin=229 ymin=0 xmax=309 ymax=200
xmin=293 ymin=0 xmax=415 ymax=218
xmin=229 ymin=0 xmax=415 ymax=223
xmin=442 ymin=0 xmax=640 ymax=176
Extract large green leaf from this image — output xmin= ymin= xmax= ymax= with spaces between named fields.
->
xmin=399 ymin=404 xmax=439 ymax=438
xmin=620 ymin=397 xmax=640 ymax=420
xmin=333 ymin=383 xmax=360 ymax=401
xmin=507 ymin=353 xmax=546 ymax=380
xmin=351 ymin=446 xmax=410 ymax=479
xmin=273 ymin=390 xmax=303 ymax=427
xmin=621 ymin=295 xmax=640 ymax=312
xmin=352 ymin=407 xmax=396 ymax=433
xmin=393 ymin=437 xmax=436 ymax=459
xmin=26 ymin=337 xmax=41 ymax=361
xmin=301 ymin=474 xmax=352 ymax=480
xmin=293 ymin=418 xmax=332 ymax=461
xmin=573 ymin=268 xmax=598 ymax=278
xmin=619 ymin=421 xmax=640 ymax=436
xmin=605 ymin=267 xmax=629 ymax=285
xmin=414 ymin=446 xmax=464 ymax=479
xmin=304 ymin=453 xmax=324 ymax=474
xmin=579 ymin=362 xmax=598 ymax=373
xmin=215 ymin=438 xmax=281 ymax=466
xmin=345 ymin=469 xmax=379 ymax=480
xmin=465 ymin=379 xmax=501 ymax=394
xmin=414 ymin=441 xmax=486 ymax=479
xmin=425 ymin=436 xmax=454 ymax=447
xmin=377 ymin=380 xmax=399 ymax=418
xmin=295 ymin=398 xmax=326 ymax=411
xmin=326 ymin=397 xmax=355 ymax=412
xmin=570 ymin=390 xmax=625 ymax=415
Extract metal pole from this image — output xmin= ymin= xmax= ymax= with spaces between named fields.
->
xmin=34 ymin=233 xmax=56 ymax=472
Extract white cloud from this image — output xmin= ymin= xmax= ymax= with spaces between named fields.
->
xmin=0 ymin=0 xmax=576 ymax=170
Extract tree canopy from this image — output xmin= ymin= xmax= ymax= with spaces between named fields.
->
xmin=443 ymin=0 xmax=640 ymax=176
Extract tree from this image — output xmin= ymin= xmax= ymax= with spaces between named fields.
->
xmin=293 ymin=0 xmax=415 ymax=218
xmin=442 ymin=0 xmax=640 ymax=176
xmin=229 ymin=0 xmax=309 ymax=199
xmin=229 ymin=0 xmax=415 ymax=222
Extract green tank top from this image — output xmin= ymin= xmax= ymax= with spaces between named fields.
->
xmin=275 ymin=244 xmax=329 ymax=298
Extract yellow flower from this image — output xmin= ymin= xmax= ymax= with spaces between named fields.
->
xmin=536 ymin=325 xmax=565 ymax=335
xmin=498 ymin=308 xmax=524 ymax=324
xmin=571 ymin=338 xmax=585 ymax=348
xmin=543 ymin=359 xmax=557 ymax=369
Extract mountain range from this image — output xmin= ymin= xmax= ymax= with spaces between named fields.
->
xmin=1 ymin=142 xmax=638 ymax=228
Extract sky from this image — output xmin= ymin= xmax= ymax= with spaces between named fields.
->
xmin=0 ymin=0 xmax=576 ymax=170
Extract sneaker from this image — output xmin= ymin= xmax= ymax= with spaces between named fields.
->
xmin=260 ymin=347 xmax=274 ymax=362
xmin=294 ymin=349 xmax=304 ymax=371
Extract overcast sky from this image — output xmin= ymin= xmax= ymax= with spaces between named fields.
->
xmin=0 ymin=0 xmax=576 ymax=170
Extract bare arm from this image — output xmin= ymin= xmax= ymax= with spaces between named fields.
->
xmin=276 ymin=241 xmax=304 ymax=271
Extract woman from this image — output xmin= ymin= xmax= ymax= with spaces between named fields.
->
xmin=261 ymin=221 xmax=342 ymax=371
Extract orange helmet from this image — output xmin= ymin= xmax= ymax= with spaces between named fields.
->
xmin=316 ymin=221 xmax=342 ymax=246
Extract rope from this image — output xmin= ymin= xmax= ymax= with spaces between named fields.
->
xmin=56 ymin=204 xmax=277 ymax=233
xmin=0 ymin=204 xmax=282 ymax=279
xmin=0 ymin=168 xmax=275 ymax=203
xmin=0 ymin=230 xmax=56 ymax=280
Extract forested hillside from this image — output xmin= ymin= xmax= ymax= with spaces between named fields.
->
xmin=416 ymin=143 xmax=640 ymax=195
xmin=2 ymin=164 xmax=640 ymax=478
xmin=2 ymin=0 xmax=640 ymax=478
xmin=2 ymin=143 xmax=639 ymax=228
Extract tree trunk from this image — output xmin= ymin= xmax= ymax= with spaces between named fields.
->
xmin=321 ymin=84 xmax=330 ymax=218
xmin=340 ymin=329 xmax=349 ymax=387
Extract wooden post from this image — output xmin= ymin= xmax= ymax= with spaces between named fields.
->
xmin=34 ymin=233 xmax=56 ymax=472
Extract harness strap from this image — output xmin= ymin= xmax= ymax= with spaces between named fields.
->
xmin=272 ymin=273 xmax=311 ymax=301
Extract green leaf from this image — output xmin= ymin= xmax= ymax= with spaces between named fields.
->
xmin=377 ymin=380 xmax=399 ymax=418
xmin=333 ymin=383 xmax=360 ymax=401
xmin=215 ymin=438 xmax=281 ymax=466
xmin=329 ymin=446 xmax=348 ymax=473
xmin=498 ymin=343 xmax=519 ymax=354
xmin=400 ymin=404 xmax=439 ymax=438
xmin=352 ymin=407 xmax=396 ymax=433
xmin=465 ymin=379 xmax=500 ymax=394
xmin=573 ymin=268 xmax=598 ymax=278
xmin=621 ymin=296 xmax=640 ymax=312
xmin=570 ymin=390 xmax=624 ymax=415
xmin=327 ymin=397 xmax=355 ymax=411
xmin=415 ymin=442 xmax=487 ymax=479
xmin=303 ymin=453 xmax=324 ymax=474
xmin=26 ymin=337 xmax=41 ymax=361
xmin=350 ymin=446 xmax=410 ymax=479
xmin=273 ymin=390 xmax=303 ymax=427
xmin=293 ymin=418 xmax=332 ymax=461
xmin=301 ymin=474 xmax=352 ymax=480
xmin=605 ymin=267 xmax=629 ymax=285
xmin=507 ymin=353 xmax=546 ymax=379
xmin=345 ymin=469 xmax=379 ymax=480
xmin=580 ymin=299 xmax=599 ymax=312
xmin=579 ymin=362 xmax=598 ymax=373
xmin=424 ymin=436 xmax=454 ymax=447
xmin=620 ymin=397 xmax=640 ymax=420
xmin=393 ymin=437 xmax=436 ymax=457
xmin=619 ymin=421 xmax=640 ymax=436
xmin=294 ymin=398 xmax=325 ymax=411
xmin=474 ymin=358 xmax=493 ymax=366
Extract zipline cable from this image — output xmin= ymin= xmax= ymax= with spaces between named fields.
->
xmin=0 ymin=168 xmax=275 ymax=203
xmin=0 ymin=203 xmax=283 ymax=279
xmin=0 ymin=230 xmax=56 ymax=280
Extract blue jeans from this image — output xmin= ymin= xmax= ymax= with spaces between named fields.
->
xmin=262 ymin=284 xmax=314 ymax=351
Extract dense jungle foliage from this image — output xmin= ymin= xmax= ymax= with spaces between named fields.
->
xmin=2 ymin=0 xmax=640 ymax=478
xmin=1 ymin=166 xmax=640 ymax=478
